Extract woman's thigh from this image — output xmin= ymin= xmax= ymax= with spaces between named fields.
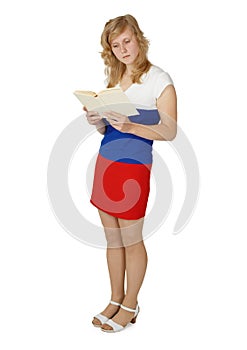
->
xmin=98 ymin=209 xmax=119 ymax=228
xmin=98 ymin=210 xmax=123 ymax=248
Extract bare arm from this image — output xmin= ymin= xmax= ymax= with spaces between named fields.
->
xmin=104 ymin=84 xmax=177 ymax=141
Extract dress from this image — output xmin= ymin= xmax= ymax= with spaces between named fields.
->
xmin=90 ymin=65 xmax=174 ymax=220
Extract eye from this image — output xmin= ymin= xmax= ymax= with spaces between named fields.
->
xmin=112 ymin=44 xmax=119 ymax=49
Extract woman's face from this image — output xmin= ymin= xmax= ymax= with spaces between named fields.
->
xmin=110 ymin=26 xmax=140 ymax=67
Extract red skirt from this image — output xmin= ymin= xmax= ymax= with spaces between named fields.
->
xmin=90 ymin=154 xmax=152 ymax=220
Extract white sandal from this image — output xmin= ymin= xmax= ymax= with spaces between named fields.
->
xmin=92 ymin=301 xmax=121 ymax=327
xmin=101 ymin=304 xmax=140 ymax=333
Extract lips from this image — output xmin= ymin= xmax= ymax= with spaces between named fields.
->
xmin=123 ymin=55 xmax=130 ymax=59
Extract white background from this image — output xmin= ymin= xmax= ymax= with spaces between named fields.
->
xmin=1 ymin=0 xmax=247 ymax=348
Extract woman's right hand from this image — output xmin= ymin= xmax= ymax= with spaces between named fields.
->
xmin=83 ymin=107 xmax=106 ymax=134
xmin=83 ymin=106 xmax=103 ymax=125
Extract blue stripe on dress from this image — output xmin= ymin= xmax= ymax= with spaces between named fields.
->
xmin=99 ymin=109 xmax=160 ymax=164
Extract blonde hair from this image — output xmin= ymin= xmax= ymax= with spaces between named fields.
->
xmin=101 ymin=14 xmax=151 ymax=88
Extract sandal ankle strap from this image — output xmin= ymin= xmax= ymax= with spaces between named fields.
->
xmin=120 ymin=304 xmax=138 ymax=313
xmin=110 ymin=300 xmax=121 ymax=306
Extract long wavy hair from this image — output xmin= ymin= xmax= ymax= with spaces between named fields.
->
xmin=101 ymin=14 xmax=151 ymax=88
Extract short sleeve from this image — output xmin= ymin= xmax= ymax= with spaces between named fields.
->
xmin=153 ymin=70 xmax=174 ymax=99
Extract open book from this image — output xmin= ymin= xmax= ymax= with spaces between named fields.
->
xmin=73 ymin=87 xmax=139 ymax=116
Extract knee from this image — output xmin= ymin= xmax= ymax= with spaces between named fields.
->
xmin=104 ymin=227 xmax=123 ymax=248
xmin=121 ymin=226 xmax=143 ymax=247
xmin=119 ymin=218 xmax=144 ymax=247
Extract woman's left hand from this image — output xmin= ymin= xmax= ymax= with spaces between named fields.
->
xmin=103 ymin=111 xmax=133 ymax=133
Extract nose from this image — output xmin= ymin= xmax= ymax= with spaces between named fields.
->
xmin=120 ymin=43 xmax=127 ymax=53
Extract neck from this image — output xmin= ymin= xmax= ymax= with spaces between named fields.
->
xmin=125 ymin=64 xmax=134 ymax=76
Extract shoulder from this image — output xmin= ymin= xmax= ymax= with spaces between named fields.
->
xmin=142 ymin=65 xmax=174 ymax=88
xmin=147 ymin=65 xmax=173 ymax=83
xmin=142 ymin=65 xmax=174 ymax=99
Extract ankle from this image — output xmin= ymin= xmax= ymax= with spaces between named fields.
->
xmin=122 ymin=295 xmax=138 ymax=309
xmin=111 ymin=294 xmax=125 ymax=304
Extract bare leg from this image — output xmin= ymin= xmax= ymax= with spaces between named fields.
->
xmin=92 ymin=210 xmax=125 ymax=326
xmin=101 ymin=218 xmax=148 ymax=330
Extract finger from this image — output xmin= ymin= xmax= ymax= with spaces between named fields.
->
xmin=107 ymin=117 xmax=119 ymax=124
xmin=87 ymin=116 xmax=102 ymax=122
xmin=87 ymin=111 xmax=100 ymax=118
xmin=86 ymin=110 xmax=98 ymax=116
xmin=103 ymin=112 xmax=119 ymax=122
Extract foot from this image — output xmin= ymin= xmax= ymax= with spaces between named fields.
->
xmin=92 ymin=301 xmax=121 ymax=327
xmin=101 ymin=304 xmax=137 ymax=331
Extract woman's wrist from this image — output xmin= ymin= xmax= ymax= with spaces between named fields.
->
xmin=125 ymin=121 xmax=136 ymax=134
xmin=95 ymin=119 xmax=106 ymax=134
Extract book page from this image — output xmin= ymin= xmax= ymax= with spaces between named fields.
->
xmin=73 ymin=92 xmax=104 ymax=111
xmin=99 ymin=88 xmax=128 ymax=104
xmin=74 ymin=90 xmax=97 ymax=96
xmin=99 ymin=89 xmax=139 ymax=116
xmin=99 ymin=102 xmax=139 ymax=116
xmin=73 ymin=88 xmax=139 ymax=116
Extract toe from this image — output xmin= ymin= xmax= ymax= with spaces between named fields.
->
xmin=92 ymin=317 xmax=102 ymax=327
xmin=101 ymin=324 xmax=113 ymax=331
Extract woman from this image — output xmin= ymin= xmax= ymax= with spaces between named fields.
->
xmin=85 ymin=14 xmax=177 ymax=332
